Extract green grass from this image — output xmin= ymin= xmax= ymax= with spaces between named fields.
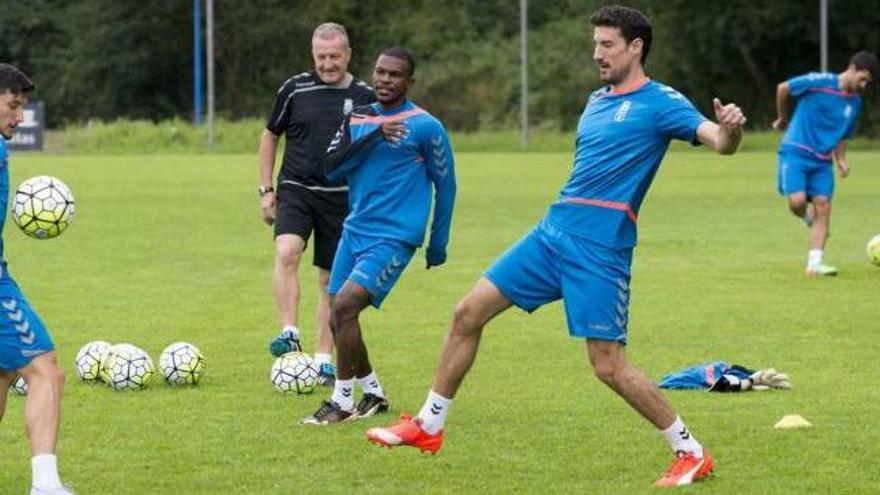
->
xmin=0 ymin=149 xmax=878 ymax=493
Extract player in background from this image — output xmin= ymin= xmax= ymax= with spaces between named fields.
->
xmin=366 ymin=6 xmax=746 ymax=488
xmin=772 ymin=51 xmax=878 ymax=276
xmin=0 ymin=64 xmax=73 ymax=495
xmin=301 ymin=47 xmax=456 ymax=425
xmin=260 ymin=23 xmax=376 ymax=386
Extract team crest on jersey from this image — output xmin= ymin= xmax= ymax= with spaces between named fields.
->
xmin=343 ymin=98 xmax=354 ymax=115
xmin=614 ymin=101 xmax=632 ymax=122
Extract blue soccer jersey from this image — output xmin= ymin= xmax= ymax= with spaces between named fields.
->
xmin=545 ymin=80 xmax=707 ymax=248
xmin=324 ymin=99 xmax=456 ymax=256
xmin=780 ymin=72 xmax=861 ymax=161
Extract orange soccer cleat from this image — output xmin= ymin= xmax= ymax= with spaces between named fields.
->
xmin=654 ymin=450 xmax=714 ymax=487
xmin=365 ymin=413 xmax=444 ymax=454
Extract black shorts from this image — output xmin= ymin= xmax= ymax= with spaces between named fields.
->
xmin=274 ymin=183 xmax=348 ymax=270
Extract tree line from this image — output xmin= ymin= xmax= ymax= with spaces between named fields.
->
xmin=1 ymin=0 xmax=878 ymax=134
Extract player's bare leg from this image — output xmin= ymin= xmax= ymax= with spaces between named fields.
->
xmin=0 ymin=370 xmax=13 ymax=422
xmin=302 ymin=282 xmax=381 ymax=424
xmin=18 ymin=352 xmax=64 ymax=455
xmin=810 ymin=197 xmax=831 ymax=249
xmin=586 ymin=340 xmax=676 ymax=429
xmin=314 ymin=268 xmax=336 ymax=386
xmin=366 ymin=278 xmax=511 ymax=453
xmin=431 ymin=278 xmax=512 ymax=398
xmin=805 ymin=196 xmax=836 ymax=276
xmin=269 ymin=234 xmax=306 ymax=355
xmin=18 ymin=352 xmax=73 ymax=494
xmin=585 ymin=340 xmax=712 ymax=487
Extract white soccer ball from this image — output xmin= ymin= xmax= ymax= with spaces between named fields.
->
xmin=270 ymin=352 xmax=318 ymax=394
xmin=100 ymin=343 xmax=154 ymax=391
xmin=11 ymin=374 xmax=27 ymax=396
xmin=159 ymin=342 xmax=206 ymax=385
xmin=12 ymin=176 xmax=75 ymax=239
xmin=74 ymin=340 xmax=112 ymax=382
xmin=867 ymin=234 xmax=880 ymax=266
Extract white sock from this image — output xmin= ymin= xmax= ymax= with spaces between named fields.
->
xmin=417 ymin=390 xmax=452 ymax=435
xmin=313 ymin=353 xmax=332 ymax=367
xmin=32 ymin=454 xmax=62 ymax=489
xmin=356 ymin=371 xmax=384 ymax=398
xmin=661 ymin=416 xmax=703 ymax=458
xmin=331 ymin=379 xmax=354 ymax=411
xmin=282 ymin=325 xmax=300 ymax=340
xmin=807 ymin=249 xmax=823 ymax=269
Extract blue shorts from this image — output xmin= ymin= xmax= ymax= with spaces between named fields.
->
xmin=777 ymin=150 xmax=834 ymax=199
xmin=0 ymin=274 xmax=55 ymax=372
xmin=485 ymin=219 xmax=633 ymax=343
xmin=328 ymin=230 xmax=416 ymax=308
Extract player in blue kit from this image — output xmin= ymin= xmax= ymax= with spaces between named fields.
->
xmin=0 ymin=64 xmax=73 ymax=495
xmin=300 ymin=47 xmax=456 ymax=425
xmin=367 ymin=6 xmax=746 ymax=488
xmin=772 ymin=51 xmax=878 ymax=276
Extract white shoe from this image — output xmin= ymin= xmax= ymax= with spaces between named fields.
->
xmin=31 ymin=485 xmax=75 ymax=495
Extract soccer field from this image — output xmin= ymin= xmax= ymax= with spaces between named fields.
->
xmin=0 ymin=150 xmax=878 ymax=494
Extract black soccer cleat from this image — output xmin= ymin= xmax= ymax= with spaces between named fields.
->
xmin=300 ymin=400 xmax=355 ymax=426
xmin=354 ymin=393 xmax=389 ymax=419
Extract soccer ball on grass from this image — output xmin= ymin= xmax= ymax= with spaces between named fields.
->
xmin=158 ymin=342 xmax=206 ymax=385
xmin=11 ymin=374 xmax=27 ymax=395
xmin=270 ymin=352 xmax=318 ymax=394
xmin=867 ymin=235 xmax=880 ymax=266
xmin=100 ymin=343 xmax=154 ymax=391
xmin=74 ymin=340 xmax=112 ymax=382
xmin=12 ymin=176 xmax=75 ymax=240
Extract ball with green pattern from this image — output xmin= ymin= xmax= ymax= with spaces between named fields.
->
xmin=12 ymin=175 xmax=75 ymax=240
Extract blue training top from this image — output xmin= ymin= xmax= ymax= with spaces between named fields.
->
xmin=324 ymin=99 xmax=456 ymax=258
xmin=780 ymin=72 xmax=861 ymax=162
xmin=545 ymin=80 xmax=707 ymax=249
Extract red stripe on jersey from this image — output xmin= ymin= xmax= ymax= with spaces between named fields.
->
xmin=807 ymin=87 xmax=855 ymax=98
xmin=350 ymin=108 xmax=427 ymax=126
xmin=563 ymin=197 xmax=638 ymax=222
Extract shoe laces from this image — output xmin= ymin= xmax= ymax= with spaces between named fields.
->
xmin=662 ymin=451 xmax=698 ymax=477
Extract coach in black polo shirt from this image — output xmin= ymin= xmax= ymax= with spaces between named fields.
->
xmin=258 ymin=22 xmax=375 ymax=385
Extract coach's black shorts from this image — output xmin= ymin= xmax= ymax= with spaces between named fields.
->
xmin=274 ymin=183 xmax=348 ymax=270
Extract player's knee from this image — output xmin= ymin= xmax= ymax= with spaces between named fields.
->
xmin=331 ymin=296 xmax=361 ymax=328
xmin=813 ymin=199 xmax=831 ymax=216
xmin=787 ymin=197 xmax=807 ymax=213
xmin=24 ymin=359 xmax=65 ymax=390
xmin=592 ymin=359 xmax=621 ymax=384
xmin=451 ymin=299 xmax=483 ymax=335
xmin=276 ymin=241 xmax=304 ymax=267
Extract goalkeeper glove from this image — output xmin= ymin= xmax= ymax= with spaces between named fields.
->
xmin=749 ymin=368 xmax=791 ymax=390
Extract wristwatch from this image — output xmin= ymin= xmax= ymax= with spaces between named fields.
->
xmin=258 ymin=185 xmax=275 ymax=197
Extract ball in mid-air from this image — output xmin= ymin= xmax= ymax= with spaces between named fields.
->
xmin=158 ymin=342 xmax=206 ymax=385
xmin=270 ymin=352 xmax=318 ymax=395
xmin=12 ymin=175 xmax=75 ymax=240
